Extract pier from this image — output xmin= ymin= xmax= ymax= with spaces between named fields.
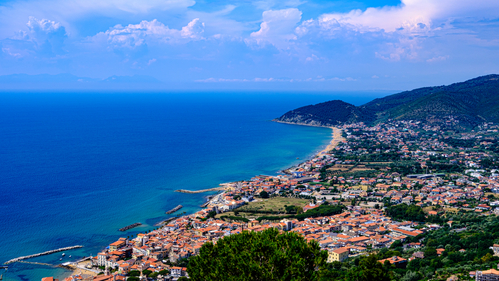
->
xmin=165 ymin=205 xmax=183 ymax=214
xmin=16 ymin=261 xmax=58 ymax=267
xmin=4 ymin=245 xmax=83 ymax=265
xmin=174 ymin=187 xmax=226 ymax=194
xmin=119 ymin=222 xmax=142 ymax=232
xmin=155 ymin=217 xmax=175 ymax=226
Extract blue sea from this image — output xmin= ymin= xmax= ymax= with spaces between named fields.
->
xmin=0 ymin=91 xmax=384 ymax=281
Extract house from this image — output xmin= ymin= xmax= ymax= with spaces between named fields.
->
xmin=378 ymin=256 xmax=407 ymax=268
xmin=171 ymin=266 xmax=188 ymax=278
xmin=490 ymin=244 xmax=499 ymax=256
xmin=476 ymin=269 xmax=499 ymax=281
xmin=109 ymin=240 xmax=126 ymax=251
xmin=327 ymin=247 xmax=349 ymax=262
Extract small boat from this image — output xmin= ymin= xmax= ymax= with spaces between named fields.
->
xmin=60 ymin=258 xmax=62 ymax=261
xmin=69 ymin=255 xmax=72 ymax=258
xmin=62 ymin=253 xmax=65 ymax=256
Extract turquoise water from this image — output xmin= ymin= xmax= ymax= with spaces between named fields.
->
xmin=0 ymin=92 xmax=380 ymax=280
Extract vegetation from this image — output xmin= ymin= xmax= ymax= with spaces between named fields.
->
xmin=385 ymin=204 xmax=426 ymax=222
xmin=275 ymin=74 xmax=499 ymax=128
xmin=187 ymin=228 xmax=327 ymax=281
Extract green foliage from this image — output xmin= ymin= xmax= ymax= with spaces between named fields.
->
xmin=385 ymin=204 xmax=425 ymax=222
xmin=220 ymin=215 xmax=249 ymax=223
xmin=294 ymin=204 xmax=345 ymax=220
xmin=206 ymin=211 xmax=216 ymax=219
xmin=260 ymin=190 xmax=269 ymax=198
xmin=346 ymin=254 xmax=392 ymax=281
xmin=187 ymin=228 xmax=327 ymax=281
xmin=276 ymin=100 xmax=375 ymax=126
xmin=277 ymin=74 xmax=499 ymax=127
xmin=128 ymin=270 xmax=140 ymax=277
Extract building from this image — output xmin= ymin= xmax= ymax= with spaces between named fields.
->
xmin=476 ymin=269 xmax=499 ymax=281
xmin=378 ymin=256 xmax=407 ymax=268
xmin=109 ymin=240 xmax=126 ymax=251
xmin=327 ymin=247 xmax=349 ymax=263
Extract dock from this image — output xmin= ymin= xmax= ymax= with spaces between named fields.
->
xmin=166 ymin=205 xmax=183 ymax=214
xmin=4 ymin=245 xmax=83 ymax=265
xmin=119 ymin=222 xmax=142 ymax=232
xmin=174 ymin=187 xmax=226 ymax=194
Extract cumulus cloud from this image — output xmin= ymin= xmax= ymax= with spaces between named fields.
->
xmin=99 ymin=18 xmax=205 ymax=48
xmin=296 ymin=0 xmax=499 ymax=61
xmin=0 ymin=17 xmax=68 ymax=57
xmin=247 ymin=8 xmax=302 ymax=49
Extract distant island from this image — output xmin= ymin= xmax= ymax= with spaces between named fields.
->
xmin=274 ymin=74 xmax=499 ymax=130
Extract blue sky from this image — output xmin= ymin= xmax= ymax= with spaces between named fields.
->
xmin=0 ymin=0 xmax=498 ymax=91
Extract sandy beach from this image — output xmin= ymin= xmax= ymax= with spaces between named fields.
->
xmin=316 ymin=126 xmax=345 ymax=156
xmin=66 ymin=260 xmax=100 ymax=279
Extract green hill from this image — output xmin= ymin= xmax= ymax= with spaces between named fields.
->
xmin=274 ymin=74 xmax=499 ymax=128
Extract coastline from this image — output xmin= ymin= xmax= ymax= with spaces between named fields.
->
xmin=60 ymin=121 xmax=337 ymax=280
xmin=316 ymin=126 xmax=345 ymax=157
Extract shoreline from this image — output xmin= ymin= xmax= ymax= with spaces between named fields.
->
xmin=316 ymin=126 xmax=345 ymax=157
xmin=60 ymin=121 xmax=338 ymax=280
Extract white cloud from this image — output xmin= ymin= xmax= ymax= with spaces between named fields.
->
xmin=247 ymin=8 xmax=302 ymax=49
xmin=1 ymin=17 xmax=68 ymax=57
xmin=296 ymin=0 xmax=499 ymax=61
xmin=100 ymin=18 xmax=204 ymax=48
xmin=426 ymin=55 xmax=449 ymax=62
xmin=195 ymin=76 xmax=355 ymax=82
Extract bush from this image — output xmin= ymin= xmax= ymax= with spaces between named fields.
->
xmin=187 ymin=228 xmax=327 ymax=281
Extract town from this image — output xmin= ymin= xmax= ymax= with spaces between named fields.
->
xmin=60 ymin=118 xmax=499 ymax=281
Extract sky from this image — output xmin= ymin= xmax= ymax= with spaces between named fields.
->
xmin=0 ymin=0 xmax=498 ymax=91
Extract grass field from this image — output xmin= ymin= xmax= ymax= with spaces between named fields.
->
xmin=485 ymin=192 xmax=499 ymax=199
xmin=215 ymin=197 xmax=309 ymax=219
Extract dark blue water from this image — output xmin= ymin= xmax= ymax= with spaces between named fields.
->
xmin=0 ymin=92 xmax=381 ymax=280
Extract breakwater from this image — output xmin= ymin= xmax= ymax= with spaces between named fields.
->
xmin=4 ymin=245 xmax=83 ymax=265
xmin=119 ymin=222 xmax=142 ymax=232
xmin=165 ymin=205 xmax=183 ymax=214
xmin=174 ymin=187 xmax=226 ymax=193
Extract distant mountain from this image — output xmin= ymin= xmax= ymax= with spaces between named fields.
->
xmin=101 ymin=75 xmax=162 ymax=83
xmin=274 ymin=74 xmax=499 ymax=128
xmin=0 ymin=73 xmax=164 ymax=90
xmin=274 ymin=100 xmax=375 ymax=127
xmin=0 ymin=73 xmax=97 ymax=83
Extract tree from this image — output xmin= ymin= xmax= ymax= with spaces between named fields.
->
xmin=260 ymin=191 xmax=269 ymax=198
xmin=187 ymin=228 xmax=327 ymax=281
xmin=346 ymin=254 xmax=392 ymax=281
xmin=400 ymin=270 xmax=421 ymax=281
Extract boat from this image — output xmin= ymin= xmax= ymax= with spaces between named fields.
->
xmin=62 ymin=253 xmax=65 ymax=256
xmin=69 ymin=255 xmax=72 ymax=258
xmin=60 ymin=258 xmax=62 ymax=261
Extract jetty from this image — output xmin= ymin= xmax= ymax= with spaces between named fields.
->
xmin=4 ymin=245 xmax=83 ymax=265
xmin=155 ymin=217 xmax=175 ymax=226
xmin=174 ymin=187 xmax=226 ymax=194
xmin=166 ymin=205 xmax=183 ymax=214
xmin=119 ymin=222 xmax=142 ymax=232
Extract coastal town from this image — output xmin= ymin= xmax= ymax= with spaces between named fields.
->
xmin=44 ymin=119 xmax=499 ymax=280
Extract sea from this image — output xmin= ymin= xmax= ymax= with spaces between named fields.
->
xmin=0 ymin=91 xmax=385 ymax=281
